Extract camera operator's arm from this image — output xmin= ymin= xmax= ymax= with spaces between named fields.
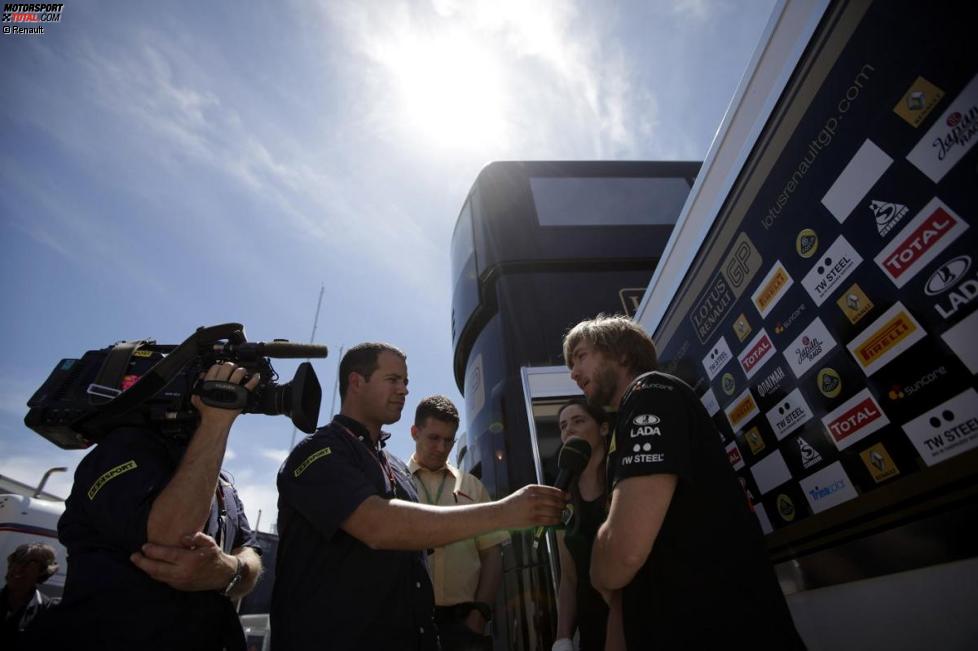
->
xmin=145 ymin=362 xmax=259 ymax=547
xmin=131 ymin=532 xmax=261 ymax=597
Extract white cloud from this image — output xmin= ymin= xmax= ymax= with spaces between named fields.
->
xmin=259 ymin=448 xmax=289 ymax=464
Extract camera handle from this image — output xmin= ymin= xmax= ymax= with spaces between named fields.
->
xmin=196 ymin=380 xmax=250 ymax=410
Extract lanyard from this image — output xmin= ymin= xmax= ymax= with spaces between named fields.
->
xmin=413 ymin=470 xmax=449 ymax=505
xmin=336 ymin=423 xmax=399 ymax=495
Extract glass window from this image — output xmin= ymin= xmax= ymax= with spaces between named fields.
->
xmin=530 ymin=176 xmax=691 ymax=227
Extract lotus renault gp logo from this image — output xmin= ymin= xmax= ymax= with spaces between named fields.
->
xmin=796 ymin=229 xmax=818 ymax=258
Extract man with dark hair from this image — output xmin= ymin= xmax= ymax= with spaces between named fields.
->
xmin=563 ymin=315 xmax=804 ymax=650
xmin=409 ymin=395 xmax=506 ymax=651
xmin=46 ymin=362 xmax=263 ymax=650
xmin=1 ymin=543 xmax=59 ymax=648
xmin=273 ymin=344 xmax=565 ymax=650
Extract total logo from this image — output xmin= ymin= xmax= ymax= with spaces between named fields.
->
xmin=797 ymin=435 xmax=823 ymax=470
xmin=925 ymin=255 xmax=971 ymax=296
xmin=874 ymin=198 xmax=969 ymax=288
xmin=888 ymin=366 xmax=947 ymax=401
xmin=774 ymin=303 xmax=806 ymax=336
xmin=702 ymin=336 xmax=734 ymax=381
xmin=630 ymin=414 xmax=662 ymax=438
xmin=796 ymin=228 xmax=818 ymax=259
xmin=902 ymin=388 xmax=978 ymax=466
xmin=799 ymin=461 xmax=858 ymax=514
xmin=776 ymin=493 xmax=796 ymax=522
xmin=870 ymin=200 xmax=909 ymax=237
xmin=801 ymin=236 xmax=863 ymax=306
xmin=846 ymin=302 xmax=926 ymax=376
xmin=738 ymin=329 xmax=776 ymax=380
xmin=725 ymin=441 xmax=745 ymax=471
xmin=820 ymin=388 xmax=889 ymax=451
xmin=817 ymin=368 xmax=842 ymax=398
xmin=765 ymin=388 xmax=813 ymax=440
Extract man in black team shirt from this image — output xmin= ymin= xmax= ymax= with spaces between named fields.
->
xmin=272 ymin=343 xmax=566 ymax=651
xmin=563 ymin=315 xmax=805 ymax=650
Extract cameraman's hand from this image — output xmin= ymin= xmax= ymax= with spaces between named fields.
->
xmin=191 ymin=362 xmax=260 ymax=428
xmin=496 ymin=485 xmax=566 ymax=530
xmin=130 ymin=532 xmax=235 ymax=592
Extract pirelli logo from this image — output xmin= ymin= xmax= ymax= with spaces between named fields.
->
xmin=846 ymin=302 xmax=925 ymax=376
xmin=725 ymin=388 xmax=759 ymax=431
xmin=751 ymin=261 xmax=792 ymax=318
xmin=294 ymin=447 xmax=332 ymax=477
xmin=88 ymin=460 xmax=138 ymax=500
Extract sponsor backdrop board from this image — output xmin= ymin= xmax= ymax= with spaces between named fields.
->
xmin=652 ymin=0 xmax=977 ymax=542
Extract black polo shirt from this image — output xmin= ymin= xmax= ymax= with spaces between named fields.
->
xmin=608 ymin=372 xmax=804 ymax=650
xmin=54 ymin=426 xmax=260 ymax=651
xmin=272 ymin=415 xmax=437 ymax=651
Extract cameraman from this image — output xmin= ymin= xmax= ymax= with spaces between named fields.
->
xmin=40 ymin=362 xmax=262 ymax=651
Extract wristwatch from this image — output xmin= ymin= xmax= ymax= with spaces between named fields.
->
xmin=221 ymin=556 xmax=244 ymax=598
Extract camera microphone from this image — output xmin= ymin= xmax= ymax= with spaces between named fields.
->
xmin=533 ymin=436 xmax=592 ymax=545
xmin=215 ymin=341 xmax=329 ymax=360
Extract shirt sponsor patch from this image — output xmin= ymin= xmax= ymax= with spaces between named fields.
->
xmin=907 ymin=73 xmax=978 ymax=182
xmin=801 ymin=236 xmax=863 ymax=306
xmin=700 ymin=388 xmax=721 ymax=416
xmin=941 ymin=309 xmax=978 ymax=374
xmin=725 ymin=441 xmax=745 ymax=471
xmin=785 ymin=317 xmax=837 ymax=379
xmin=702 ymin=336 xmax=734 ymax=380
xmin=901 ymin=388 xmax=978 ymax=466
xmin=751 ymin=450 xmax=792 ymax=495
xmin=893 ymin=76 xmax=944 ymax=128
xmin=860 ymin=442 xmax=900 ymax=483
xmin=738 ymin=329 xmax=776 ymax=380
xmin=294 ymin=447 xmax=332 ymax=477
xmin=751 ymin=260 xmax=793 ymax=319
xmin=874 ymin=198 xmax=969 ymax=287
xmin=725 ymin=388 xmax=759 ymax=432
xmin=821 ymin=388 xmax=889 ymax=451
xmin=765 ymin=388 xmax=813 ymax=440
xmin=88 ymin=460 xmax=138 ymax=500
xmin=799 ymin=461 xmax=858 ymax=514
xmin=846 ymin=302 xmax=925 ymax=376
xmin=822 ymin=139 xmax=892 ymax=223
xmin=837 ymin=283 xmax=874 ymax=324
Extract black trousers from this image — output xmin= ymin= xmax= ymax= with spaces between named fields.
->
xmin=434 ymin=604 xmax=493 ymax=651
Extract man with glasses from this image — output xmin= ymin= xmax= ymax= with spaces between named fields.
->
xmin=409 ymin=395 xmax=506 ymax=651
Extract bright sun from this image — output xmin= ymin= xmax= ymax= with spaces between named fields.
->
xmin=386 ymin=32 xmax=508 ymax=149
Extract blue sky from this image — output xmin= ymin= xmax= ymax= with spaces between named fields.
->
xmin=0 ymin=0 xmax=775 ymax=531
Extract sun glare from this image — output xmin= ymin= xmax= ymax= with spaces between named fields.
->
xmin=387 ymin=32 xmax=507 ymax=148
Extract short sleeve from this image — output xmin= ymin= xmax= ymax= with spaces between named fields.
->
xmin=277 ymin=435 xmax=379 ymax=540
xmin=468 ymin=476 xmax=510 ymax=550
xmin=611 ymin=387 xmax=692 ymax=486
xmin=229 ymin=486 xmax=261 ymax=553
xmin=65 ymin=428 xmax=174 ymax=553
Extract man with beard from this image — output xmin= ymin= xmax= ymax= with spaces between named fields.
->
xmin=563 ymin=315 xmax=804 ymax=650
xmin=273 ymin=343 xmax=566 ymax=651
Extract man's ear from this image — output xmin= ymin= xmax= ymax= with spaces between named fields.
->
xmin=348 ymin=371 xmax=363 ymax=394
xmin=410 ymin=425 xmax=420 ymax=441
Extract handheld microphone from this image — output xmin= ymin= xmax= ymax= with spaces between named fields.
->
xmin=533 ymin=436 xmax=592 ymax=546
